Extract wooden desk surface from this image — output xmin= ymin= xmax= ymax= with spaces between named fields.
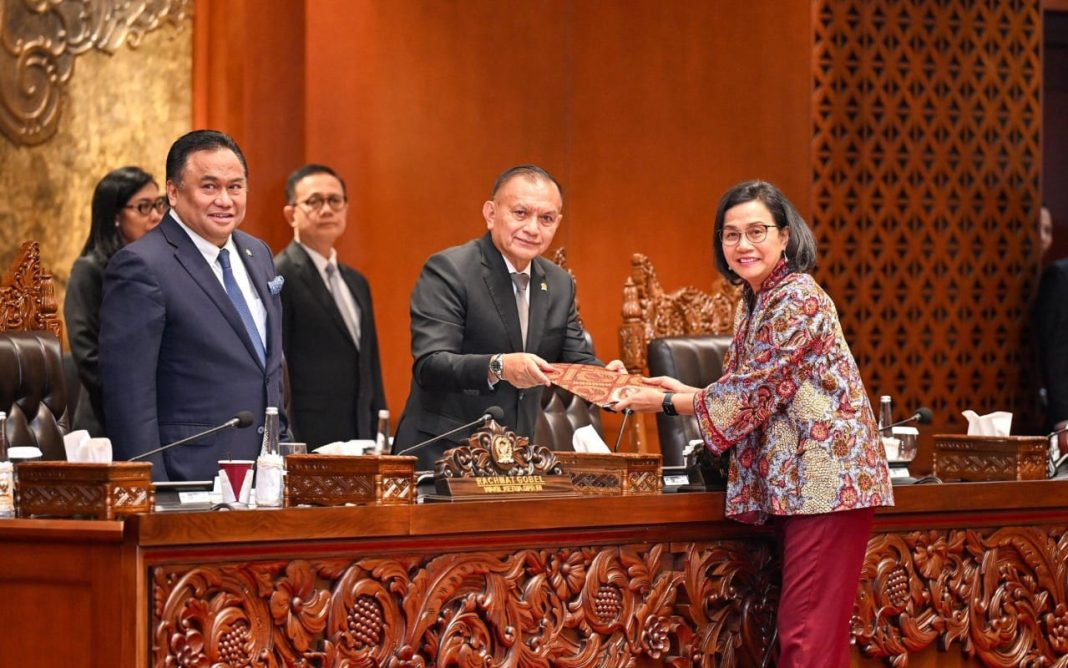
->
xmin=4 ymin=481 xmax=1068 ymax=666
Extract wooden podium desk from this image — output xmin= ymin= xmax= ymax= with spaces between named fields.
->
xmin=2 ymin=481 xmax=1068 ymax=667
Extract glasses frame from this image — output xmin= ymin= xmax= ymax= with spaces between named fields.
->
xmin=295 ymin=194 xmax=348 ymax=212
xmin=124 ymin=197 xmax=167 ymax=216
xmin=720 ymin=224 xmax=781 ymax=247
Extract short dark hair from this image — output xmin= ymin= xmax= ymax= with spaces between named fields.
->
xmin=490 ymin=164 xmax=564 ymax=202
xmin=165 ymin=129 xmax=248 ymax=185
xmin=80 ymin=166 xmax=157 ymax=260
xmin=285 ymin=164 xmax=347 ymax=204
xmin=713 ymin=180 xmax=818 ymax=283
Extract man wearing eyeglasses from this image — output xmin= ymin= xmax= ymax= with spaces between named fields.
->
xmin=100 ymin=130 xmax=287 ymax=482
xmin=273 ymin=164 xmax=386 ymax=447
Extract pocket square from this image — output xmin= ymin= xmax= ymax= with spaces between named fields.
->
xmin=268 ymin=275 xmax=284 ymax=295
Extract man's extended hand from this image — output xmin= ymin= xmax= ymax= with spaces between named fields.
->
xmin=500 ymin=352 xmax=554 ymax=388
xmin=605 ymin=359 xmax=627 ymax=374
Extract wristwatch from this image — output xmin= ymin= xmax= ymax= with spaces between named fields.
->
xmin=489 ymin=354 xmax=505 ymax=382
xmin=662 ymin=392 xmax=678 ymax=416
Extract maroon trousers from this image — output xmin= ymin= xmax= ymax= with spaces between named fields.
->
xmin=774 ymin=506 xmax=875 ymax=667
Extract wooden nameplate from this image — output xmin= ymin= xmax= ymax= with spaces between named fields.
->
xmin=426 ymin=420 xmax=578 ymax=502
xmin=16 ymin=461 xmax=154 ymax=520
xmin=556 ymin=452 xmax=663 ymax=496
xmin=932 ymin=434 xmax=1048 ymax=482
xmin=284 ymin=454 xmax=417 ymax=507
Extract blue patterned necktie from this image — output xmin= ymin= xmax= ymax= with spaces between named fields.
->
xmin=217 ymin=248 xmax=266 ymax=366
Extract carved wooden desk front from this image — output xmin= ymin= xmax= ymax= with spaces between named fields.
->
xmin=1 ymin=482 xmax=1068 ymax=667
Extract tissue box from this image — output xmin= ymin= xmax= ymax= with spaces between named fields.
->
xmin=284 ymin=454 xmax=417 ymax=506
xmin=16 ymin=462 xmax=154 ymax=520
xmin=556 ymin=452 xmax=663 ymax=496
xmin=932 ymin=435 xmax=1048 ymax=482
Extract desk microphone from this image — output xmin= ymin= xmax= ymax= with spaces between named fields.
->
xmin=395 ymin=406 xmax=505 ymax=456
xmin=878 ymin=407 xmax=933 ymax=434
xmin=1045 ymin=423 xmax=1068 ymax=477
xmin=129 ymin=411 xmax=255 ymax=461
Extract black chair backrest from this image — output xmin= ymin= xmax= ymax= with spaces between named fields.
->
xmin=646 ymin=335 xmax=732 ymax=467
xmin=0 ymin=331 xmax=69 ymax=460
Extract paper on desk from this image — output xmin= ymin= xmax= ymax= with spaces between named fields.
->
xmin=962 ymin=410 xmax=1012 ymax=437
xmin=314 ymin=439 xmax=377 ymax=455
xmin=572 ymin=424 xmax=611 ymax=454
xmin=62 ymin=430 xmax=112 ymax=462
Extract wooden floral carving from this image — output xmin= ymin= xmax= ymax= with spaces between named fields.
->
xmin=0 ymin=240 xmax=62 ymax=338
xmin=152 ymin=540 xmax=779 ymax=667
xmin=618 ymin=252 xmax=740 ymax=374
xmin=854 ymin=526 xmax=1068 ymax=666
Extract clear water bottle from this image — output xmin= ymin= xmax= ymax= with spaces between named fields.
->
xmin=877 ymin=396 xmax=893 ymax=433
xmin=375 ymin=409 xmax=391 ymax=455
xmin=0 ymin=411 xmax=14 ymax=517
xmin=877 ymin=395 xmax=898 ymax=460
xmin=254 ymin=407 xmax=283 ymax=507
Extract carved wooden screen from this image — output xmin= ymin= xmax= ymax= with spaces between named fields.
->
xmin=812 ymin=0 xmax=1042 ymax=430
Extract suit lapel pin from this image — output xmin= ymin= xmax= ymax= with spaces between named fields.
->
xmin=540 ymin=282 xmax=548 ymax=291
xmin=244 ymin=248 xmax=253 ymax=257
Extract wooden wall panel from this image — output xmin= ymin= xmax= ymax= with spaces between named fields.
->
xmin=299 ymin=0 xmax=812 ymax=419
xmin=811 ymin=0 xmax=1043 ymax=432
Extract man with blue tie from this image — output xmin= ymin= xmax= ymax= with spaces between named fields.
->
xmin=100 ymin=130 xmax=286 ymax=481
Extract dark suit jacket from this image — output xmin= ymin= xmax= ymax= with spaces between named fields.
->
xmin=1036 ymin=257 xmax=1068 ymax=429
xmin=395 ymin=233 xmax=598 ymax=469
xmin=99 ymin=214 xmax=286 ymax=481
xmin=63 ymin=252 xmax=108 ymax=436
xmin=274 ymin=241 xmax=386 ymax=447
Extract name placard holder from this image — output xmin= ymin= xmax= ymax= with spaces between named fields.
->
xmin=424 ymin=420 xmax=579 ymax=502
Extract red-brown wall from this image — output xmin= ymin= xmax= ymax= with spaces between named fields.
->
xmin=196 ymin=0 xmax=811 ymax=426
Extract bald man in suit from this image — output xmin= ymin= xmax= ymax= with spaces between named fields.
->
xmin=394 ymin=165 xmax=623 ymax=469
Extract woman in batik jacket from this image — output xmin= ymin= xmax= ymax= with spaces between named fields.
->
xmin=615 ymin=180 xmax=893 ymax=668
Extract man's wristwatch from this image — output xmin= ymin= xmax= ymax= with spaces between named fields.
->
xmin=489 ymin=354 xmax=505 ymax=382
xmin=662 ymin=392 xmax=678 ymax=416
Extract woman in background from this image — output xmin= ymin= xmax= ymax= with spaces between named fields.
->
xmin=65 ymin=166 xmax=165 ymax=435
xmin=614 ymin=180 xmax=893 ymax=667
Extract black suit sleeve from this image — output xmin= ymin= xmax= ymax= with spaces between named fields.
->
xmin=410 ymin=252 xmax=494 ymax=392
xmin=1036 ymin=263 xmax=1068 ymax=424
xmin=64 ymin=256 xmax=105 ymax=418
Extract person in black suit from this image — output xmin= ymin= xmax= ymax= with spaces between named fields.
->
xmin=1036 ymin=205 xmax=1068 ymax=439
xmin=274 ymin=164 xmax=386 ymax=447
xmin=100 ymin=130 xmax=286 ymax=482
xmin=65 ymin=166 xmax=166 ymax=436
xmin=394 ymin=164 xmax=623 ymax=469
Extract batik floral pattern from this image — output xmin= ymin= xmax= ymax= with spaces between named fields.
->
xmin=694 ymin=261 xmax=893 ymax=524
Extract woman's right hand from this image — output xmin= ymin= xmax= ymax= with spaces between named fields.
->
xmin=642 ymin=376 xmax=702 ymax=393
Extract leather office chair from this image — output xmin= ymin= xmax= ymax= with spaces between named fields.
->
xmin=646 ymin=335 xmax=732 ymax=467
xmin=619 ymin=253 xmax=742 ymax=455
xmin=0 ymin=331 xmax=70 ymax=459
xmin=0 ymin=241 xmax=70 ymax=459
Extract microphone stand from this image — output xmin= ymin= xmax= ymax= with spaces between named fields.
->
xmin=612 ymin=409 xmax=632 ymax=453
xmin=395 ymin=413 xmax=493 ymax=457
xmin=130 ymin=417 xmax=244 ymax=462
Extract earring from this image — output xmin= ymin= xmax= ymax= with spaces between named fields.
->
xmin=783 ymin=249 xmax=790 ymax=265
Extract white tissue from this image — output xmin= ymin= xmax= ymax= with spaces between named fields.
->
xmin=962 ymin=410 xmax=1012 ymax=437
xmin=62 ymin=430 xmax=113 ymax=463
xmin=313 ymin=439 xmax=377 ymax=455
xmin=572 ymin=425 xmax=611 ymax=454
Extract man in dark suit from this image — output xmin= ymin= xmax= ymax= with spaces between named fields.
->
xmin=1036 ymin=205 xmax=1068 ymax=442
xmin=100 ymin=130 xmax=286 ymax=482
xmin=394 ymin=164 xmax=623 ymax=469
xmin=274 ymin=164 xmax=386 ymax=447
